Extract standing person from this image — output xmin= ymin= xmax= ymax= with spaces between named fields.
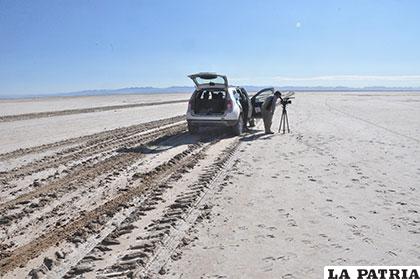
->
xmin=261 ymin=91 xmax=282 ymax=134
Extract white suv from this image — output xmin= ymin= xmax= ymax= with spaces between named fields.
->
xmin=186 ymin=72 xmax=252 ymax=135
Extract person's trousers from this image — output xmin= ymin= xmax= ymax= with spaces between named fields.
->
xmin=261 ymin=108 xmax=273 ymax=133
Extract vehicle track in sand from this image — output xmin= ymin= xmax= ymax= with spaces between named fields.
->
xmin=0 ymin=106 xmax=244 ymax=278
xmin=0 ymin=99 xmax=188 ymax=123
xmin=0 ymin=115 xmax=185 ymax=163
xmin=98 ymin=141 xmax=239 ymax=279
xmin=0 ymin=118 xmax=188 ymax=257
xmin=0 ymin=142 xmax=201 ymax=274
xmin=0 ymin=130 xmax=196 ymax=258
xmin=0 ymin=124 xmax=188 ymax=232
xmin=0 ymin=116 xmax=186 ymax=200
xmin=0 ymin=132 xmax=236 ymax=277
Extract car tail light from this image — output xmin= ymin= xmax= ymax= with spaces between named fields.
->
xmin=226 ymin=99 xmax=233 ymax=112
xmin=187 ymin=99 xmax=192 ymax=112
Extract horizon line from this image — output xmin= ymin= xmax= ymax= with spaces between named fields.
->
xmin=1 ymin=85 xmax=420 ymax=100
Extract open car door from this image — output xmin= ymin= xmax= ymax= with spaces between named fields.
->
xmin=237 ymin=87 xmax=253 ymax=121
xmin=188 ymin=72 xmax=228 ymax=90
xmin=250 ymin=87 xmax=275 ymax=118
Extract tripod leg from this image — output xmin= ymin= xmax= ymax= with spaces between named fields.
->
xmin=282 ymin=110 xmax=286 ymax=134
xmin=285 ymin=111 xmax=290 ymax=133
xmin=278 ymin=111 xmax=284 ymax=133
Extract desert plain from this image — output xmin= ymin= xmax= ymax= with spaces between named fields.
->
xmin=0 ymin=92 xmax=419 ymax=278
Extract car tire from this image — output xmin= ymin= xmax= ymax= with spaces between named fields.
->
xmin=188 ymin=122 xmax=198 ymax=134
xmin=233 ymin=115 xmax=243 ymax=136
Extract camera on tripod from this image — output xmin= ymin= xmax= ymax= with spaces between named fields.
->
xmin=278 ymin=91 xmax=294 ymax=134
xmin=280 ymin=98 xmax=292 ymax=105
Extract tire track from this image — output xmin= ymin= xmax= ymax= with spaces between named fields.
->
xmin=0 ymin=99 xmax=188 ymax=123
xmin=0 ymin=116 xmax=186 ymax=194
xmin=0 ymin=115 xmax=185 ymax=162
xmin=0 ymin=139 xmax=211 ymax=276
xmin=0 ymin=123 xmax=187 ymax=213
xmin=0 ymin=107 xmax=240 ymax=278
xmin=0 ymin=130 xmax=192 ymax=257
xmin=113 ymin=141 xmax=238 ymax=279
xmin=58 ymin=140 xmax=238 ymax=279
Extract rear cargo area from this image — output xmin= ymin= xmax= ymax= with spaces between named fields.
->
xmin=192 ymin=90 xmax=227 ymax=115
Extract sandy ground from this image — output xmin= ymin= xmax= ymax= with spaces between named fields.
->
xmin=0 ymin=92 xmax=419 ymax=279
xmin=160 ymin=92 xmax=420 ymax=278
xmin=0 ymin=102 xmax=187 ymax=154
xmin=0 ymin=93 xmax=190 ymax=116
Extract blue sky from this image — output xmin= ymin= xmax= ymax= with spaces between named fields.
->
xmin=1 ymin=0 xmax=420 ymax=96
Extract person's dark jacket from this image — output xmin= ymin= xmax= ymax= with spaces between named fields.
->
xmin=262 ymin=95 xmax=278 ymax=112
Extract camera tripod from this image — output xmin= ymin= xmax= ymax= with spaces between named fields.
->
xmin=278 ymin=100 xmax=290 ymax=134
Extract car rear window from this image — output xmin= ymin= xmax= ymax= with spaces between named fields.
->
xmin=194 ymin=76 xmax=226 ymax=86
xmin=195 ymin=90 xmax=226 ymax=99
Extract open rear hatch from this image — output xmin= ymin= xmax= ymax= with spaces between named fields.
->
xmin=188 ymin=72 xmax=228 ymax=90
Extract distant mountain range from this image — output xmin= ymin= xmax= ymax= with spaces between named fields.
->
xmin=2 ymin=86 xmax=420 ymax=99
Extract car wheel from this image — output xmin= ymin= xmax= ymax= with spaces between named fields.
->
xmin=188 ymin=122 xmax=198 ymax=134
xmin=233 ymin=115 xmax=243 ymax=136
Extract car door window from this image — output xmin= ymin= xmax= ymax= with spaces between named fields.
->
xmin=251 ymin=88 xmax=274 ymax=118
xmin=255 ymin=90 xmax=273 ymax=103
